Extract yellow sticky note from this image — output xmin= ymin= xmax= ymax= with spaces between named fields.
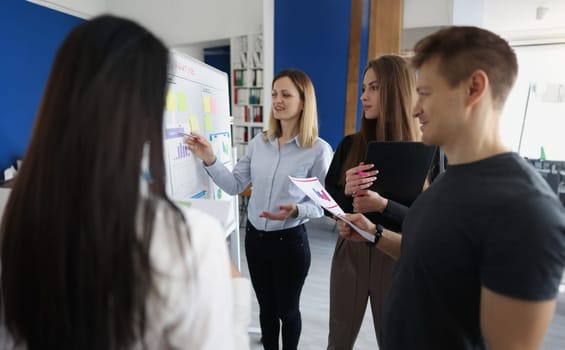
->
xmin=203 ymin=96 xmax=211 ymax=113
xmin=203 ymin=114 xmax=213 ymax=131
xmin=177 ymin=92 xmax=188 ymax=112
xmin=166 ymin=90 xmax=176 ymax=111
xmin=189 ymin=114 xmax=201 ymax=132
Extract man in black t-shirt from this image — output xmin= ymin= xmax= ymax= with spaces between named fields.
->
xmin=337 ymin=26 xmax=565 ymax=350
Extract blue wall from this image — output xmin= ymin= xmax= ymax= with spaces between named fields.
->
xmin=356 ymin=0 xmax=370 ymax=130
xmin=275 ymin=0 xmax=351 ymax=150
xmin=274 ymin=0 xmax=370 ymax=150
xmin=0 ymin=1 xmax=82 ymax=172
xmin=204 ymin=45 xmax=232 ymax=102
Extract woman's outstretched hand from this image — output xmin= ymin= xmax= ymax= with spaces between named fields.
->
xmin=259 ymin=204 xmax=298 ymax=221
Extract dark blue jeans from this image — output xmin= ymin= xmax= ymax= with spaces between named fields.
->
xmin=245 ymin=222 xmax=311 ymax=350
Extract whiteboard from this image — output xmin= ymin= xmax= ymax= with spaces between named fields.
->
xmin=163 ymin=51 xmax=236 ymax=234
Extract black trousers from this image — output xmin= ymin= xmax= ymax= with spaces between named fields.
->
xmin=245 ymin=221 xmax=311 ymax=350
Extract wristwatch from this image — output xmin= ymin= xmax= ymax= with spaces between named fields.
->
xmin=366 ymin=224 xmax=384 ymax=247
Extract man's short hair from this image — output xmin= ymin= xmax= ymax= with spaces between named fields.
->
xmin=412 ymin=26 xmax=518 ymax=109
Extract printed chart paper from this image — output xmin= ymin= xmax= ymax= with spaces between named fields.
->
xmin=289 ymin=176 xmax=376 ymax=242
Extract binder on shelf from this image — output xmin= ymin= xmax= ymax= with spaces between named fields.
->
xmin=239 ymin=52 xmax=247 ymax=68
xmin=243 ymin=105 xmax=249 ymax=122
xmin=235 ymin=88 xmax=249 ymax=105
xmin=234 ymin=126 xmax=246 ymax=143
xmin=252 ymin=105 xmax=262 ymax=122
xmin=244 ymin=70 xmax=251 ymax=86
xmin=233 ymin=105 xmax=249 ymax=123
xmin=249 ymin=88 xmax=261 ymax=105
xmin=252 ymin=51 xmax=262 ymax=68
xmin=254 ymin=69 xmax=263 ymax=87
xmin=233 ymin=69 xmax=245 ymax=86
xmin=251 ymin=127 xmax=263 ymax=138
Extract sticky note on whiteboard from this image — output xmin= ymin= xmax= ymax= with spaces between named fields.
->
xmin=203 ymin=114 xmax=213 ymax=131
xmin=166 ymin=90 xmax=177 ymax=111
xmin=203 ymin=96 xmax=211 ymax=113
xmin=189 ymin=114 xmax=201 ymax=132
xmin=210 ymin=97 xmax=217 ymax=114
xmin=177 ymin=92 xmax=188 ymax=112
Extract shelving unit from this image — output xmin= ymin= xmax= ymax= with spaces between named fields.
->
xmin=230 ymin=33 xmax=268 ymax=160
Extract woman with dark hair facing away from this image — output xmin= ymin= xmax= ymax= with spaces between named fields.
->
xmin=325 ymin=55 xmax=420 ymax=349
xmin=187 ymin=69 xmax=333 ymax=350
xmin=0 ymin=15 xmax=249 ymax=350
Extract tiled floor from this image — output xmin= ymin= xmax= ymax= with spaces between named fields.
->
xmin=237 ymin=216 xmax=565 ymax=350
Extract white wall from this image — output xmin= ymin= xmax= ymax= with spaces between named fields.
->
xmin=404 ymin=0 xmax=452 ymax=28
xmin=29 ymin=0 xmax=262 ymax=47
xmin=262 ymin=0 xmax=274 ymax=126
xmin=26 ymin=0 xmax=106 ymax=19
xmin=484 ymin=0 xmax=565 ymax=42
xmin=106 ymin=0 xmax=262 ymax=46
xmin=30 ymin=0 xmax=565 ymax=48
xmin=452 ymin=0 xmax=483 ymax=26
xmin=404 ymin=0 xmax=565 ymax=43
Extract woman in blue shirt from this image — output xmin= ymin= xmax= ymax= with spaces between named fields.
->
xmin=187 ymin=69 xmax=333 ymax=350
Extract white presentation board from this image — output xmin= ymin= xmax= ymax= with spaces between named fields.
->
xmin=163 ymin=51 xmax=236 ymax=234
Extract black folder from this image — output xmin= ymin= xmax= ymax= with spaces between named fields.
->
xmin=364 ymin=141 xmax=437 ymax=207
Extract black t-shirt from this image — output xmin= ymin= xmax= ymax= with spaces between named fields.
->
xmin=381 ymin=152 xmax=565 ymax=350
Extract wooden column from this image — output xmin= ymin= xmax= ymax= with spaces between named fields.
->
xmin=368 ymin=0 xmax=403 ymax=58
xmin=343 ymin=0 xmax=363 ymax=137
xmin=344 ymin=0 xmax=403 ymax=135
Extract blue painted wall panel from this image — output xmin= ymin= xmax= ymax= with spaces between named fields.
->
xmin=356 ymin=0 xmax=370 ymax=129
xmin=0 ymin=0 xmax=82 ymax=172
xmin=274 ymin=0 xmax=352 ymax=149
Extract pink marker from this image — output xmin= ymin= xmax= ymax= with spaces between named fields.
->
xmin=178 ymin=132 xmax=200 ymax=141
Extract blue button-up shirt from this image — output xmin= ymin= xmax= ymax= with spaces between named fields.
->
xmin=205 ymin=133 xmax=333 ymax=231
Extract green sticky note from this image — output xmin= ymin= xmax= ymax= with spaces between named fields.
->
xmin=177 ymin=92 xmax=188 ymax=112
xmin=204 ymin=114 xmax=213 ymax=131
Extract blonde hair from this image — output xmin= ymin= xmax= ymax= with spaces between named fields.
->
xmin=265 ymin=69 xmax=319 ymax=147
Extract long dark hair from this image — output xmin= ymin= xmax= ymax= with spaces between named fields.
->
xmin=1 ymin=15 xmax=185 ymax=349
xmin=340 ymin=55 xmax=420 ymax=183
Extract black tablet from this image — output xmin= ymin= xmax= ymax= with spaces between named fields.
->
xmin=364 ymin=141 xmax=437 ymax=206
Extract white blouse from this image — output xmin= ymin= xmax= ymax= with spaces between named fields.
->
xmin=0 ymin=202 xmax=250 ymax=350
